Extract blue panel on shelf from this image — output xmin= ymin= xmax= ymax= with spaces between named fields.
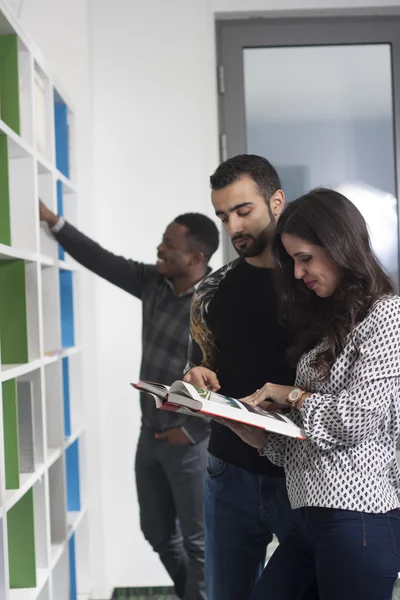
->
xmin=66 ymin=439 xmax=81 ymax=512
xmin=68 ymin=534 xmax=77 ymax=600
xmin=60 ymin=270 xmax=75 ymax=348
xmin=62 ymin=357 xmax=71 ymax=437
xmin=57 ymin=181 xmax=64 ymax=260
xmin=54 ymin=101 xmax=69 ymax=178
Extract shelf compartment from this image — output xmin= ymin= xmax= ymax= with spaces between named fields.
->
xmin=48 ymin=457 xmax=67 ymax=554
xmin=0 ymin=34 xmax=21 ymax=135
xmin=0 ymin=135 xmax=11 ymax=246
xmin=68 ymin=534 xmax=77 ymax=600
xmin=54 ymin=90 xmax=72 ymax=180
xmin=7 ymin=488 xmax=36 ymax=588
xmin=9 ymin=568 xmax=49 ymax=600
xmin=17 ymin=38 xmax=34 ymax=146
xmin=62 ymin=358 xmax=71 ymax=438
xmin=19 ymin=369 xmax=44 ymax=469
xmin=0 ymin=260 xmax=28 ymax=364
xmin=52 ymin=546 xmax=69 ymax=600
xmin=63 ymin=353 xmax=83 ymax=439
xmin=33 ymin=477 xmax=49 ymax=571
xmin=44 ymin=362 xmax=64 ymax=452
xmin=2 ymin=371 xmax=43 ymax=491
xmin=66 ymin=439 xmax=80 ymax=512
xmin=38 ymin=169 xmax=57 ymax=261
xmin=56 ymin=180 xmax=64 ymax=261
xmin=58 ymin=182 xmax=77 ymax=267
xmin=36 ymin=581 xmax=50 ymax=600
xmin=2 ymin=379 xmax=19 ymax=489
xmin=0 ymin=260 xmax=40 ymax=366
xmin=59 ymin=269 xmax=75 ymax=348
xmin=8 ymin=148 xmax=37 ymax=254
xmin=41 ymin=265 xmax=61 ymax=356
xmin=0 ymin=126 xmax=36 ymax=253
xmin=34 ymin=65 xmax=53 ymax=162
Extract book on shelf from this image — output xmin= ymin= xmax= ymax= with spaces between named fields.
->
xmin=132 ymin=380 xmax=306 ymax=440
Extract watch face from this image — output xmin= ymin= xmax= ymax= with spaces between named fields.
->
xmin=289 ymin=388 xmax=301 ymax=401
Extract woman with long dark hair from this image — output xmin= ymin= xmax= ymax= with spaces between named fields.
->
xmin=229 ymin=188 xmax=400 ymax=600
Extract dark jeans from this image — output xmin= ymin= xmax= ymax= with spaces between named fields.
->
xmin=204 ymin=453 xmax=294 ymax=600
xmin=135 ymin=427 xmax=208 ymax=600
xmin=251 ymin=506 xmax=400 ymax=600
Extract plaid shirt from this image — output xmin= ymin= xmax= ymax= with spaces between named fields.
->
xmin=54 ymin=221 xmax=211 ymax=443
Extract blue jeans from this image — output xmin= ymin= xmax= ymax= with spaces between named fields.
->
xmin=251 ymin=506 xmax=400 ymax=600
xmin=204 ymin=453 xmax=294 ymax=600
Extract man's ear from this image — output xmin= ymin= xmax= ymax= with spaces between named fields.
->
xmin=270 ymin=190 xmax=285 ymax=218
xmin=188 ymin=251 xmax=205 ymax=267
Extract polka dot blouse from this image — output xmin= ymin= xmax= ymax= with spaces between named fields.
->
xmin=260 ymin=295 xmax=400 ymax=513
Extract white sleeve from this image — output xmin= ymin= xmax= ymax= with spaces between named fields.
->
xmin=50 ymin=217 xmax=65 ymax=233
xmin=259 ymin=433 xmax=287 ymax=466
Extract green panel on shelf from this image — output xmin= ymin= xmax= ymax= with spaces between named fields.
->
xmin=7 ymin=488 xmax=36 ymax=588
xmin=0 ymin=260 xmax=28 ymax=364
xmin=0 ymin=135 xmax=11 ymax=246
xmin=0 ymin=35 xmax=20 ymax=134
xmin=2 ymin=379 xmax=20 ymax=489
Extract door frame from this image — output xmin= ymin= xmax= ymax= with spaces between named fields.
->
xmin=216 ymin=17 xmax=400 ymax=265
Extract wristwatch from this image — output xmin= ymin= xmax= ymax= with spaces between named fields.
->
xmin=287 ymin=387 xmax=306 ymax=407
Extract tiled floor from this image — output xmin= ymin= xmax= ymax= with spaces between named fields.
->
xmin=111 ymin=588 xmax=178 ymax=600
xmin=111 ymin=541 xmax=400 ymax=599
xmin=111 ymin=537 xmax=280 ymax=600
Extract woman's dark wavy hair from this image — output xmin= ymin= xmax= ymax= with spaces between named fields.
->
xmin=274 ymin=187 xmax=394 ymax=380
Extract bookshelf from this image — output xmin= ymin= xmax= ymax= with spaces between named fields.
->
xmin=0 ymin=3 xmax=90 ymax=599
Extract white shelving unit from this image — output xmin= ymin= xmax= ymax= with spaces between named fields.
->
xmin=0 ymin=2 xmax=90 ymax=599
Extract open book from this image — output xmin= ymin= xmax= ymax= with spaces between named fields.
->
xmin=132 ymin=380 xmax=306 ymax=440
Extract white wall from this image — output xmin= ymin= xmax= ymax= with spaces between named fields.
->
xmin=89 ymin=0 xmax=220 ymax=588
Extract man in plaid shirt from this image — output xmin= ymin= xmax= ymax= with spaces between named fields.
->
xmin=40 ymin=201 xmax=220 ymax=600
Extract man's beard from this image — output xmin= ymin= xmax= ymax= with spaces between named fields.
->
xmin=232 ymin=222 xmax=275 ymax=258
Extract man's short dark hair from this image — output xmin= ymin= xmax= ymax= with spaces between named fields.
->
xmin=175 ymin=213 xmax=219 ymax=263
xmin=210 ymin=154 xmax=281 ymax=203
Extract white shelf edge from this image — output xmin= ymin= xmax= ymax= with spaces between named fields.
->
xmin=61 ymin=346 xmax=81 ymax=358
xmin=56 ymin=170 xmax=76 ymax=192
xmin=0 ymin=119 xmax=34 ymax=158
xmin=50 ymin=508 xmax=88 ymax=571
xmin=67 ymin=506 xmax=87 ymax=541
xmin=58 ymin=259 xmax=81 ymax=272
xmin=38 ymin=254 xmax=57 ymax=267
xmin=42 ymin=355 xmax=58 ymax=368
xmin=35 ymin=153 xmax=54 ymax=175
xmin=65 ymin=427 xmax=84 ymax=450
xmin=1 ymin=359 xmax=43 ymax=382
xmin=5 ymin=464 xmax=46 ymax=511
xmin=50 ymin=543 xmax=65 ymax=570
xmin=46 ymin=448 xmax=62 ymax=469
xmin=0 ymin=244 xmax=39 ymax=262
xmin=43 ymin=346 xmax=81 ymax=361
xmin=8 ymin=568 xmax=49 ymax=600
